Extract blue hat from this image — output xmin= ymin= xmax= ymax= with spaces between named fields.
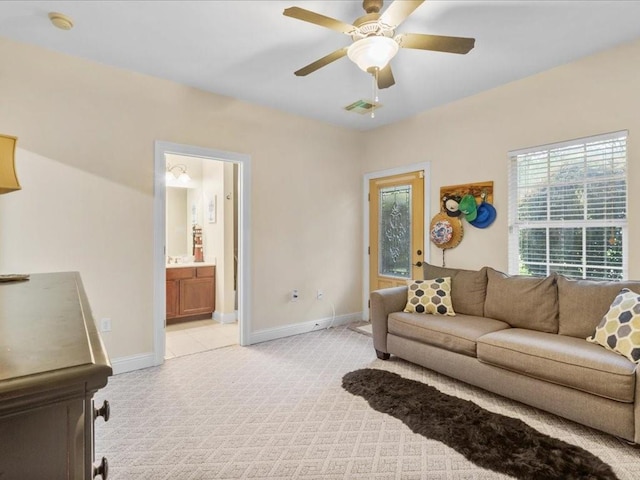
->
xmin=469 ymin=202 xmax=496 ymax=228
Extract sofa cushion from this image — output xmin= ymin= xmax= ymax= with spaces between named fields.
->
xmin=477 ymin=329 xmax=636 ymax=402
xmin=587 ymin=288 xmax=640 ymax=363
xmin=388 ymin=312 xmax=510 ymax=357
xmin=557 ymin=275 xmax=640 ymax=338
xmin=403 ymin=277 xmax=455 ymax=316
xmin=423 ymin=263 xmax=487 ymax=317
xmin=484 ymin=268 xmax=558 ymax=333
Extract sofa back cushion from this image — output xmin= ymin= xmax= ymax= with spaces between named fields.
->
xmin=557 ymin=275 xmax=640 ymax=338
xmin=484 ymin=268 xmax=559 ymax=333
xmin=423 ymin=263 xmax=487 ymax=316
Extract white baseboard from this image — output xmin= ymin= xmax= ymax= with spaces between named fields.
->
xmin=213 ymin=310 xmax=237 ymax=324
xmin=249 ymin=312 xmax=362 ymax=345
xmin=113 ymin=312 xmax=362 ymax=374
xmin=110 ymin=352 xmax=156 ymax=375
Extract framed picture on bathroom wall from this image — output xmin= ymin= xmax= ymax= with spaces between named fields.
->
xmin=208 ymin=195 xmax=217 ymax=224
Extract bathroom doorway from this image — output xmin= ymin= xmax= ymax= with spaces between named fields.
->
xmin=153 ymin=142 xmax=251 ymax=365
xmin=164 ymin=155 xmax=238 ymax=358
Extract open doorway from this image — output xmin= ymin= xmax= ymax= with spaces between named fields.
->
xmin=164 ymin=154 xmax=238 ymax=358
xmin=153 ymin=142 xmax=251 ymax=366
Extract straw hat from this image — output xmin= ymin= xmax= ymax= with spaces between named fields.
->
xmin=429 ymin=212 xmax=464 ymax=249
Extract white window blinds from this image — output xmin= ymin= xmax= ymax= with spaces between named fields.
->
xmin=508 ymin=131 xmax=628 ymax=280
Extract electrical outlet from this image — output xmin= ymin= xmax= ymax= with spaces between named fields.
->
xmin=316 ymin=290 xmax=324 ymax=300
xmin=291 ymin=289 xmax=299 ymax=302
xmin=100 ymin=318 xmax=112 ymax=332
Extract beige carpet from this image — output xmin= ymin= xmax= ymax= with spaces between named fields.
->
xmin=95 ymin=325 xmax=640 ymax=479
xmin=349 ymin=321 xmax=373 ymax=337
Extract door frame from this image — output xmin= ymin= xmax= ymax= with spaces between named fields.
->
xmin=153 ymin=141 xmax=252 ymax=366
xmin=362 ymin=162 xmax=431 ymax=319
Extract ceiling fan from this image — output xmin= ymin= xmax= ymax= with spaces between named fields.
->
xmin=283 ymin=0 xmax=475 ymax=89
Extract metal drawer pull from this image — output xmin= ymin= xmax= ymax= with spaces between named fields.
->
xmin=93 ymin=457 xmax=108 ymax=479
xmin=94 ymin=400 xmax=110 ymax=422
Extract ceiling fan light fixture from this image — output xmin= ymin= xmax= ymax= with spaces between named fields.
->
xmin=347 ymin=36 xmax=399 ymax=72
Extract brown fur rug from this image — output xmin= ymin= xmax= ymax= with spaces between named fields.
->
xmin=342 ymin=368 xmax=618 ymax=480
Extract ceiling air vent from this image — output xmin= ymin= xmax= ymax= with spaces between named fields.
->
xmin=344 ymin=99 xmax=382 ymax=115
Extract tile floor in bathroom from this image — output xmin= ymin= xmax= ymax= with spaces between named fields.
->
xmin=165 ymin=319 xmax=238 ymax=359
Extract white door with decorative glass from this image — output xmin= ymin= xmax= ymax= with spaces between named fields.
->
xmin=508 ymin=131 xmax=627 ymax=280
xmin=369 ymin=171 xmax=424 ymax=293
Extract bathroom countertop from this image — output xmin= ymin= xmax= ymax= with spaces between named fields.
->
xmin=166 ymin=262 xmax=216 ymax=269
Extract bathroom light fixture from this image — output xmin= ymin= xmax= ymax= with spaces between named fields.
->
xmin=0 ymin=134 xmax=21 ymax=194
xmin=166 ymin=164 xmax=190 ymax=184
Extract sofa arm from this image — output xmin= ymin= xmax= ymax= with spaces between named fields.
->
xmin=370 ymin=286 xmax=408 ymax=354
xmin=634 ymin=368 xmax=640 ymax=443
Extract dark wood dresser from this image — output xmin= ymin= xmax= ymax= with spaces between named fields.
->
xmin=0 ymin=272 xmax=112 ymax=479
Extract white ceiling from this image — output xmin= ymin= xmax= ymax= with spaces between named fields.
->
xmin=1 ymin=1 xmax=640 ymax=131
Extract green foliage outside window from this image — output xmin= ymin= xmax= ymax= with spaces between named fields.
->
xmin=514 ymin=136 xmax=626 ymax=280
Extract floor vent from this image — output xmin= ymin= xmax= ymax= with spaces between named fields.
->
xmin=344 ymin=99 xmax=382 ymax=115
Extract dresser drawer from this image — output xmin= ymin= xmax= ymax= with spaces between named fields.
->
xmin=196 ymin=266 xmax=215 ymax=278
xmin=166 ymin=267 xmax=195 ymax=280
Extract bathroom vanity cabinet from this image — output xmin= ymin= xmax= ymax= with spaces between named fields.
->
xmin=166 ymin=265 xmax=216 ymax=323
xmin=0 ymin=272 xmax=112 ymax=479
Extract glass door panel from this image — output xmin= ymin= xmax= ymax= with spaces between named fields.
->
xmin=379 ymin=185 xmax=412 ymax=279
xmin=369 ymin=171 xmax=424 ymax=293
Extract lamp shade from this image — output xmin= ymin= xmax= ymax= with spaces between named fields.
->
xmin=347 ymin=36 xmax=399 ymax=72
xmin=0 ymin=134 xmax=21 ymax=194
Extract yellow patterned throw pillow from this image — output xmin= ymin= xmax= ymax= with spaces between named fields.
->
xmin=404 ymin=277 xmax=455 ymax=316
xmin=587 ymin=288 xmax=640 ymax=363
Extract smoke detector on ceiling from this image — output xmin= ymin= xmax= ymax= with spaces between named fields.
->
xmin=48 ymin=12 xmax=74 ymax=30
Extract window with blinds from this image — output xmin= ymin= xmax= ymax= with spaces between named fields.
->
xmin=508 ymin=131 xmax=628 ymax=280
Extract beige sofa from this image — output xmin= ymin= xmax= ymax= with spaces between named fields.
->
xmin=370 ymin=263 xmax=640 ymax=443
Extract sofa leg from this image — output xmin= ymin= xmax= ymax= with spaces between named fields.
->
xmin=376 ymin=349 xmax=390 ymax=360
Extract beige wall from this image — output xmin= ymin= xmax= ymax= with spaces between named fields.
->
xmin=0 ymin=148 xmax=152 ymax=354
xmin=201 ymin=159 xmax=236 ymax=316
xmin=0 ymin=37 xmax=363 ymax=360
xmin=362 ymin=38 xmax=640 ymax=279
xmin=2 ymin=34 xmax=639 ymax=363
xmin=221 ymin=162 xmax=235 ymax=315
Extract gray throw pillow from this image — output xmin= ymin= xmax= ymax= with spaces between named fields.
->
xmin=423 ymin=263 xmax=487 ymax=317
xmin=484 ymin=268 xmax=559 ymax=333
xmin=557 ymin=275 xmax=640 ymax=338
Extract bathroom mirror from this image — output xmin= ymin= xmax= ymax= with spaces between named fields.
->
xmin=166 ymin=187 xmax=189 ymax=258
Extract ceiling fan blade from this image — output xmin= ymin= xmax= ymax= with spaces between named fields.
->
xmin=379 ymin=0 xmax=425 ymax=28
xmin=396 ymin=33 xmax=475 ymax=54
xmin=377 ymin=65 xmax=395 ymax=89
xmin=294 ymin=47 xmax=349 ymax=76
xmin=283 ymin=7 xmax=355 ymax=34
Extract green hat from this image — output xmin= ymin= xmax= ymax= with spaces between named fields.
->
xmin=458 ymin=194 xmax=478 ymax=222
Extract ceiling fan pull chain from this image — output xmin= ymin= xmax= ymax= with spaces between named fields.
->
xmin=373 ymin=67 xmax=380 ymax=104
xmin=371 ymin=67 xmax=379 ymax=119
